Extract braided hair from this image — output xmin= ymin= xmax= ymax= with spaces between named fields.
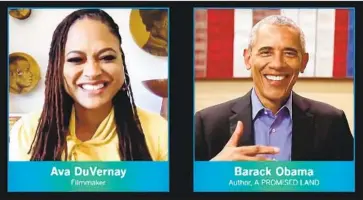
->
xmin=29 ymin=9 xmax=152 ymax=161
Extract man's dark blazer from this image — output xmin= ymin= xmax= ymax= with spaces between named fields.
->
xmin=195 ymin=90 xmax=354 ymax=161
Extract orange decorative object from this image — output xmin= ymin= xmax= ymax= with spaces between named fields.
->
xmin=142 ymin=78 xmax=168 ymax=98
xmin=142 ymin=78 xmax=168 ymax=119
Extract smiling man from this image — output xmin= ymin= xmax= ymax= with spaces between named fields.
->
xmin=195 ymin=15 xmax=353 ymax=161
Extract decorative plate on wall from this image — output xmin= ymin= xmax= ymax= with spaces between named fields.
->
xmin=9 ymin=52 xmax=41 ymax=94
xmin=129 ymin=9 xmax=168 ymax=57
xmin=9 ymin=9 xmax=32 ymax=20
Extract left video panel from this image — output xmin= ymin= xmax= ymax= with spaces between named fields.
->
xmin=8 ymin=7 xmax=169 ymax=192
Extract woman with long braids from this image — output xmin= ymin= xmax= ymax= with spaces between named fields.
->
xmin=9 ymin=9 xmax=168 ymax=161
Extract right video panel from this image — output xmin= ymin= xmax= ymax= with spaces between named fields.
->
xmin=194 ymin=7 xmax=355 ymax=192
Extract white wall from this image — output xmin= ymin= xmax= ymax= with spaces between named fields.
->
xmin=9 ymin=8 xmax=168 ymax=114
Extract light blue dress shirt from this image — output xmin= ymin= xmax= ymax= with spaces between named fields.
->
xmin=251 ymin=88 xmax=293 ymax=161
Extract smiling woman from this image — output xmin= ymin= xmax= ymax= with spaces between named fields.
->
xmin=9 ymin=9 xmax=168 ymax=161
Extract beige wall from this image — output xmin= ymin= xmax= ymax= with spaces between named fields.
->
xmin=195 ymin=79 xmax=354 ymax=134
xmin=9 ymin=9 xmax=167 ymax=114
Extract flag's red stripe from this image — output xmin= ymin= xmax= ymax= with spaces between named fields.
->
xmin=333 ymin=9 xmax=349 ymax=78
xmin=206 ymin=9 xmax=234 ymax=78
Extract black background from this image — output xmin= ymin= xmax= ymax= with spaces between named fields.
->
xmin=1 ymin=1 xmax=361 ymax=200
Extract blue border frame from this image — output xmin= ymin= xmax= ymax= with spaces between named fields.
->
xmin=193 ymin=7 xmax=356 ymax=192
xmin=7 ymin=7 xmax=170 ymax=192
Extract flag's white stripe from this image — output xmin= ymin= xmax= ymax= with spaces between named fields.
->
xmin=296 ymin=9 xmax=318 ymax=77
xmin=233 ymin=9 xmax=253 ymax=77
xmin=315 ymin=9 xmax=335 ymax=77
xmin=280 ymin=9 xmax=299 ymax=24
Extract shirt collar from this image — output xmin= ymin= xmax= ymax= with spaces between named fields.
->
xmin=251 ymin=88 xmax=293 ymax=119
xmin=68 ymin=105 xmax=117 ymax=144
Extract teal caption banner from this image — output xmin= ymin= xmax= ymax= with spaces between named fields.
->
xmin=8 ymin=161 xmax=169 ymax=192
xmin=194 ymin=161 xmax=354 ymax=192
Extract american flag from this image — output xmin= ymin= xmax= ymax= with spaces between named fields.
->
xmin=194 ymin=8 xmax=355 ymax=79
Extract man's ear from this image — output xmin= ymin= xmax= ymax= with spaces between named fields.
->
xmin=300 ymin=53 xmax=309 ymax=73
xmin=243 ymin=49 xmax=251 ymax=70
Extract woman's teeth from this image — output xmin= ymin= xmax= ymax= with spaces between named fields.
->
xmin=81 ymin=83 xmax=105 ymax=90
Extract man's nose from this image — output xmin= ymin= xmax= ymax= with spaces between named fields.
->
xmin=269 ymin=53 xmax=285 ymax=69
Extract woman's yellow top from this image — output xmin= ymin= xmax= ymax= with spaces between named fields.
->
xmin=9 ymin=107 xmax=168 ymax=161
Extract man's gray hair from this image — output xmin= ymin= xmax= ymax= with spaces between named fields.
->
xmin=248 ymin=15 xmax=306 ymax=53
